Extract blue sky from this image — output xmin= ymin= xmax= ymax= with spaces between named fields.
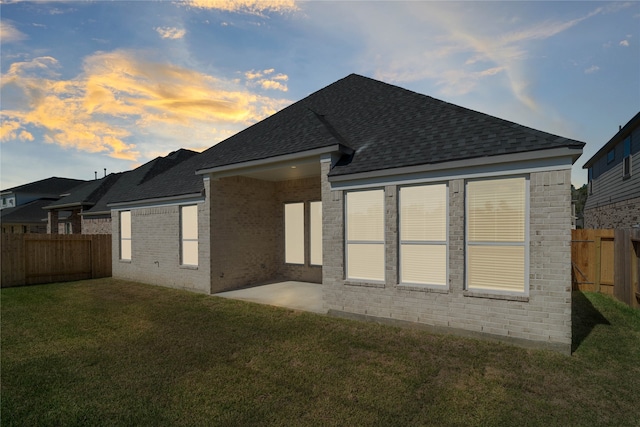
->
xmin=1 ymin=0 xmax=638 ymax=190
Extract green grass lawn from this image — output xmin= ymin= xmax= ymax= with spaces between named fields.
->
xmin=2 ymin=279 xmax=639 ymax=426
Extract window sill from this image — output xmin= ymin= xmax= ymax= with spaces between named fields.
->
xmin=463 ymin=291 xmax=529 ymax=302
xmin=180 ymin=265 xmax=198 ymax=270
xmin=344 ymin=280 xmax=385 ymax=289
xmin=397 ymin=284 xmax=449 ymax=294
xmin=119 ymin=259 xmax=132 ymax=264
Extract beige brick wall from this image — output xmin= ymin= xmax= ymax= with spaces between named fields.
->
xmin=82 ymin=217 xmax=112 ymax=234
xmin=209 ymin=175 xmax=322 ymax=293
xmin=209 ymin=176 xmax=279 ymax=293
xmin=111 ymin=178 xmax=211 ymax=294
xmin=323 ymin=169 xmax=572 ymax=353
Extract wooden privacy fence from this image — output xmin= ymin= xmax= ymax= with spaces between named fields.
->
xmin=1 ymin=234 xmax=111 ymax=288
xmin=572 ymin=229 xmax=640 ymax=308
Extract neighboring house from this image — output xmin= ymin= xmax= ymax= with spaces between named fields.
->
xmin=583 ymin=112 xmax=640 ymax=228
xmin=110 ymin=74 xmax=584 ymax=353
xmin=0 ymin=177 xmax=86 ymax=233
xmin=45 ymin=150 xmax=197 ymax=234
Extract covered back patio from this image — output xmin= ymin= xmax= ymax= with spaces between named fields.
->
xmin=197 ymin=148 xmax=340 ymax=296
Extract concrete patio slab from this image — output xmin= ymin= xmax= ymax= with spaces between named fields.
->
xmin=214 ymin=281 xmax=325 ymax=314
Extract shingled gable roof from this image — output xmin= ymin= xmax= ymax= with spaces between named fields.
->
xmin=45 ymin=174 xmax=121 ymax=210
xmin=1 ymin=177 xmax=87 ymax=196
xmin=195 ymin=73 xmax=585 ymax=178
xmin=84 ymin=149 xmax=198 ymax=214
xmin=46 ymin=149 xmax=197 ymax=212
xmin=109 ymin=74 xmax=586 ymax=206
xmin=0 ymin=199 xmax=55 ymax=224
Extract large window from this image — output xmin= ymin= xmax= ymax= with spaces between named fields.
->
xmin=120 ymin=211 xmax=131 ymax=261
xmin=285 ymin=203 xmax=304 ymax=264
xmin=181 ymin=205 xmax=198 ymax=266
xmin=466 ymin=177 xmax=527 ymax=293
xmin=399 ymin=184 xmax=447 ymax=286
xmin=346 ymin=189 xmax=384 ymax=282
xmin=310 ymin=201 xmax=322 ymax=266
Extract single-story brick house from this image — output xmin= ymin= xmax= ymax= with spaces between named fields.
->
xmin=110 ymin=74 xmax=584 ymax=353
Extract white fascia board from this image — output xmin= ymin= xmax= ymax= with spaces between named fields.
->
xmin=107 ymin=193 xmax=204 ymax=210
xmin=330 ymin=148 xmax=580 ymax=191
xmin=195 ymin=145 xmax=350 ymax=177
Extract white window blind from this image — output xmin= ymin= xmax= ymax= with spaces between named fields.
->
xmin=120 ymin=211 xmax=131 ymax=261
xmin=466 ymin=177 xmax=527 ymax=293
xmin=310 ymin=201 xmax=322 ymax=266
xmin=285 ymin=203 xmax=304 ymax=264
xmin=346 ymin=189 xmax=384 ymax=281
xmin=181 ymin=205 xmax=198 ymax=266
xmin=399 ymin=184 xmax=447 ymax=286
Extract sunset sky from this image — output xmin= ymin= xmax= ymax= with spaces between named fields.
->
xmin=1 ymin=0 xmax=638 ymax=190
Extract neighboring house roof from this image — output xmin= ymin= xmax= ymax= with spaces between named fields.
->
xmin=107 ymin=150 xmax=211 ymax=205
xmin=84 ymin=149 xmax=198 ymax=215
xmin=582 ymin=111 xmax=640 ymax=169
xmin=109 ymin=73 xmax=586 ymax=205
xmin=0 ymin=199 xmax=55 ymax=224
xmin=45 ymin=174 xmax=121 ymax=210
xmin=44 ymin=149 xmax=198 ymax=214
xmin=1 ymin=177 xmax=87 ymax=197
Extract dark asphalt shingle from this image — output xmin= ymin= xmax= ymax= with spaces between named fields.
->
xmin=110 ymin=74 xmax=585 ymax=204
xmin=1 ymin=177 xmax=87 ymax=196
xmin=193 ymin=74 xmax=584 ymax=177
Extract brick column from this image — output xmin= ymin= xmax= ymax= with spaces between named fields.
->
xmin=48 ymin=210 xmax=58 ymax=234
xmin=69 ymin=209 xmax=82 ymax=234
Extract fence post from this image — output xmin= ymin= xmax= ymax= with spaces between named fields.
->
xmin=594 ymin=236 xmax=602 ymax=293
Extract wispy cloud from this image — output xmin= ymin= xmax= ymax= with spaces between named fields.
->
xmin=0 ymin=21 xmax=27 ymax=43
xmin=182 ymin=0 xmax=298 ymax=14
xmin=1 ymin=51 xmax=291 ymax=161
xmin=584 ymin=65 xmax=600 ymax=74
xmin=155 ymin=26 xmax=186 ymax=40
xmin=620 ymin=39 xmax=630 ymax=47
xmin=356 ymin=2 xmax=625 ymax=113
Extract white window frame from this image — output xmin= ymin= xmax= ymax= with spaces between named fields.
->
xmin=120 ymin=210 xmax=131 ymax=261
xmin=181 ymin=205 xmax=198 ymax=266
xmin=284 ymin=202 xmax=305 ymax=265
xmin=465 ymin=176 xmax=529 ymax=295
xmin=310 ymin=201 xmax=323 ymax=266
xmin=345 ymin=188 xmax=385 ymax=283
xmin=399 ymin=183 xmax=448 ymax=288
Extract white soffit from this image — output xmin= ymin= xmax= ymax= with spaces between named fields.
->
xmin=206 ymin=156 xmax=321 ymax=182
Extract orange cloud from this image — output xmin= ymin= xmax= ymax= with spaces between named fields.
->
xmin=1 ymin=51 xmax=291 ymax=162
xmin=184 ymin=0 xmax=298 ymax=14
xmin=244 ymin=68 xmax=289 ymax=91
xmin=260 ymin=79 xmax=288 ymax=91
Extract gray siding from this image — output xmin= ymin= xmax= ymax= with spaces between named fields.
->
xmin=584 ymin=150 xmax=640 ymax=210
